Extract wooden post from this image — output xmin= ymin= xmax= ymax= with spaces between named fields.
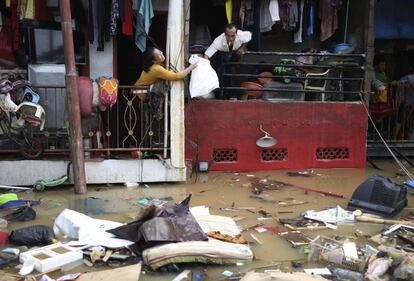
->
xmin=59 ymin=0 xmax=87 ymax=194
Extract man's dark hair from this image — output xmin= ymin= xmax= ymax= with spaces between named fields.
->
xmin=373 ymin=55 xmax=386 ymax=66
xmin=224 ymin=23 xmax=237 ymax=32
xmin=142 ymin=47 xmax=156 ymax=72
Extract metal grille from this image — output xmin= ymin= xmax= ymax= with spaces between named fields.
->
xmin=316 ymin=147 xmax=349 ymax=160
xmin=261 ymin=148 xmax=287 ymax=161
xmin=213 ymin=149 xmax=238 ymax=162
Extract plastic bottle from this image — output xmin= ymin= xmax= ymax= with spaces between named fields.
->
xmin=332 ymin=268 xmax=363 ymax=281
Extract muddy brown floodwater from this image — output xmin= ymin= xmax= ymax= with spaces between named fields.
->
xmin=2 ymin=159 xmax=414 ymax=280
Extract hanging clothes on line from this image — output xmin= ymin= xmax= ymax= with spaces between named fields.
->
xmin=122 ymin=0 xmax=133 ymax=36
xmin=307 ymin=0 xmax=315 ymax=36
xmin=88 ymin=0 xmax=94 ymax=44
xmin=96 ymin=0 xmax=111 ymax=51
xmin=135 ymin=0 xmax=154 ymax=52
xmin=260 ymin=0 xmax=274 ymax=33
xmin=249 ymin=0 xmax=260 ymax=50
xmin=294 ymin=0 xmax=304 ymax=43
xmin=232 ymin=0 xmax=241 ymax=26
xmin=260 ymin=0 xmax=281 ymax=33
xmin=110 ymin=0 xmax=119 ymax=36
xmin=239 ymin=0 xmax=254 ymax=29
xmin=11 ymin=0 xmax=19 ymax=51
xmin=319 ymin=0 xmax=338 ymax=41
xmin=225 ymin=0 xmax=232 ymax=24
xmin=279 ymin=0 xmax=299 ymax=32
xmin=269 ymin=0 xmax=280 ymax=22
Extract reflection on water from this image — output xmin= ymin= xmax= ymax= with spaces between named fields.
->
xmin=2 ymin=160 xmax=413 ymax=280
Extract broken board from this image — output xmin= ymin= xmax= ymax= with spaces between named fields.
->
xmin=78 ymin=263 xmax=141 ymax=281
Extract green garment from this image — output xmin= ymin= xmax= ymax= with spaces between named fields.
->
xmin=375 ymin=71 xmax=388 ymax=83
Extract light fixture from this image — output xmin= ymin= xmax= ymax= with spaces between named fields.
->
xmin=256 ymin=124 xmax=277 ymax=148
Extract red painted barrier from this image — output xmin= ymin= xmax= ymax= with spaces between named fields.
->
xmin=185 ymin=100 xmax=367 ymax=171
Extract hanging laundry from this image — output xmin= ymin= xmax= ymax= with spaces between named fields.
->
xmin=118 ymin=0 xmax=125 ymax=21
xmin=260 ymin=0 xmax=274 ymax=33
xmin=122 ymin=0 xmax=133 ymax=36
xmin=269 ymin=0 xmax=280 ymax=21
xmin=279 ymin=0 xmax=298 ymax=32
xmin=239 ymin=0 xmax=254 ymax=29
xmin=232 ymin=0 xmax=241 ymax=27
xmin=132 ymin=0 xmax=138 ymax=10
xmin=11 ymin=0 xmax=19 ymax=50
xmin=135 ymin=0 xmax=154 ymax=52
xmin=17 ymin=0 xmax=32 ymax=20
xmin=244 ymin=0 xmax=254 ymax=28
xmin=225 ymin=0 xmax=232 ymax=24
xmin=110 ymin=0 xmax=119 ymax=36
xmin=88 ymin=0 xmax=94 ymax=43
xmin=35 ymin=0 xmax=49 ymax=21
xmin=95 ymin=0 xmax=111 ymax=51
xmin=294 ymin=0 xmax=304 ymax=43
xmin=24 ymin=0 xmax=35 ymax=19
xmin=319 ymin=0 xmax=338 ymax=41
xmin=307 ymin=0 xmax=315 ymax=36
xmin=249 ymin=0 xmax=261 ymax=50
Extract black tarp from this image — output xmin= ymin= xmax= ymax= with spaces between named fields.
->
xmin=107 ymin=195 xmax=207 ymax=253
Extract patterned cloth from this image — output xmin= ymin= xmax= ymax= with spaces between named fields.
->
xmin=110 ymin=0 xmax=119 ymax=36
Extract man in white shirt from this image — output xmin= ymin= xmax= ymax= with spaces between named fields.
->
xmin=204 ymin=24 xmax=252 ymax=94
xmin=204 ymin=24 xmax=252 ymax=59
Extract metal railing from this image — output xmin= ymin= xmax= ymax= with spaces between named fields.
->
xmin=220 ymin=51 xmax=366 ymax=102
xmin=0 ymin=85 xmax=170 ymax=160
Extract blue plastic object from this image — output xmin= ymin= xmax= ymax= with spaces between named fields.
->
xmin=404 ymin=180 xmax=414 ymax=189
xmin=23 ymin=87 xmax=40 ymax=104
xmin=0 ymin=200 xmax=40 ymax=209
xmin=334 ymin=43 xmax=353 ymax=53
xmin=194 ymin=274 xmax=202 ymax=280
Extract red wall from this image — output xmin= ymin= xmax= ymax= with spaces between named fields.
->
xmin=185 ymin=100 xmax=367 ymax=171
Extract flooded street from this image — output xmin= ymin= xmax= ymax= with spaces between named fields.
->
xmin=2 ymin=159 xmax=414 ymax=280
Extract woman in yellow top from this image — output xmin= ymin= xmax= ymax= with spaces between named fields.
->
xmin=135 ymin=47 xmax=197 ymax=86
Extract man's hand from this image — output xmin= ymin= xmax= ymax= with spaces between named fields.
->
xmin=235 ymin=47 xmax=245 ymax=56
xmin=235 ymin=44 xmax=247 ymax=56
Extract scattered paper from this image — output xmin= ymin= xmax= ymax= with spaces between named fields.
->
xmin=304 ymin=268 xmax=331 ymax=275
xmin=39 ymin=275 xmax=54 ymax=281
xmin=257 ymin=217 xmax=272 ymax=221
xmin=304 ymin=206 xmax=354 ymax=224
xmin=222 ymin=270 xmax=234 ymax=277
xmin=343 ymin=242 xmax=359 ymax=260
xmin=57 ymin=273 xmax=82 ymax=281
xmin=255 ymin=227 xmax=268 ymax=233
xmin=190 ymin=206 xmax=211 ymax=216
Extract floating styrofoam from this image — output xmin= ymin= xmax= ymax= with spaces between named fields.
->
xmin=20 ymin=242 xmax=82 ymax=273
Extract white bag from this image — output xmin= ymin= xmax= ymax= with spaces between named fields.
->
xmin=189 ymin=55 xmax=219 ymax=98
xmin=53 ymin=209 xmax=133 ymax=248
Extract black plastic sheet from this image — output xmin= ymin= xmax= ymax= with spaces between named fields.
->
xmin=107 ymin=195 xmax=207 ymax=252
xmin=9 ymin=225 xmax=55 ymax=246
